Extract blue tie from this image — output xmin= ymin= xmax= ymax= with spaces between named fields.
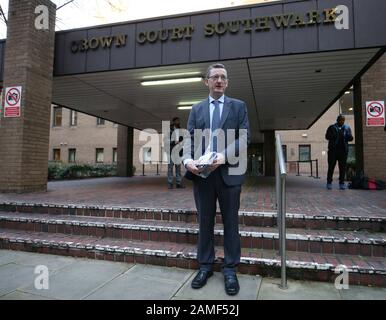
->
xmin=211 ymin=100 xmax=221 ymax=152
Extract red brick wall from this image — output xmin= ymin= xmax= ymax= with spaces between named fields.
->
xmin=361 ymin=52 xmax=386 ymax=180
xmin=0 ymin=0 xmax=56 ymax=192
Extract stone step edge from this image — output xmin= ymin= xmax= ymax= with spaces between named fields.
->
xmin=1 ymin=214 xmax=384 ymax=245
xmin=1 ymin=201 xmax=385 ymax=223
xmin=1 ymin=233 xmax=385 ymax=276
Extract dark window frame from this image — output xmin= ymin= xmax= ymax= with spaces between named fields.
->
xmin=96 ymin=148 xmax=104 ymax=163
xmin=53 ymin=148 xmax=61 ymax=161
xmin=68 ymin=148 xmax=76 ymax=163
xmin=53 ymin=107 xmax=62 ymax=127
xmin=298 ymin=144 xmax=311 ymax=162
xmin=70 ymin=110 xmax=77 ymax=127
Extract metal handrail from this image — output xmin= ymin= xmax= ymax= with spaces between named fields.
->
xmin=275 ymin=133 xmax=288 ymax=290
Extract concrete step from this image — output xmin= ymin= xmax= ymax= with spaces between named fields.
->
xmin=0 ymin=212 xmax=384 ymax=257
xmin=1 ymin=202 xmax=385 ymax=231
xmin=0 ymin=228 xmax=385 ymax=287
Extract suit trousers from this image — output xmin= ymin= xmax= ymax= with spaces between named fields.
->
xmin=193 ymin=167 xmax=241 ymax=276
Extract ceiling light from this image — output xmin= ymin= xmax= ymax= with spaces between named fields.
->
xmin=142 ymin=72 xmax=201 ymax=79
xmin=141 ymin=77 xmax=202 ymax=86
xmin=348 ymin=107 xmax=353 ymax=111
xmin=177 ymin=106 xmax=192 ymax=110
xmin=178 ymin=101 xmax=202 ymax=106
xmin=345 ymin=91 xmax=351 ymax=95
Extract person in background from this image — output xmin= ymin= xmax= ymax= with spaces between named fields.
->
xmin=167 ymin=117 xmax=185 ymax=189
xmin=325 ymin=114 xmax=354 ymax=190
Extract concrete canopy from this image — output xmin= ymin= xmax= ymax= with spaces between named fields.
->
xmin=1 ymin=0 xmax=386 ymax=143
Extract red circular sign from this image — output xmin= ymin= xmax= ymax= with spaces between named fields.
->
xmin=367 ymin=101 xmax=383 ymax=117
xmin=6 ymin=88 xmax=21 ymax=106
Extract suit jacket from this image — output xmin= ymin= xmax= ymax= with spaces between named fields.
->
xmin=183 ymin=96 xmax=250 ymax=186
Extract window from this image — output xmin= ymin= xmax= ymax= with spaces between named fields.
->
xmin=339 ymin=90 xmax=354 ymax=115
xmin=299 ymin=145 xmax=311 ymax=162
xmin=282 ymin=145 xmax=287 ymax=162
xmin=53 ymin=107 xmax=62 ymax=127
xmin=68 ymin=148 xmax=76 ymax=163
xmin=113 ymin=148 xmax=117 ymax=163
xmin=70 ymin=110 xmax=77 ymax=126
xmin=53 ymin=149 xmax=61 ymax=161
xmin=96 ymin=148 xmax=104 ymax=163
xmin=97 ymin=118 xmax=105 ymax=125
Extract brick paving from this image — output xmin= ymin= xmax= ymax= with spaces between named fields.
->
xmin=0 ymin=175 xmax=385 ymax=218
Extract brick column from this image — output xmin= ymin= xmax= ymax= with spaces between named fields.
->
xmin=117 ymin=125 xmax=134 ymax=177
xmin=361 ymin=52 xmax=386 ymax=180
xmin=0 ymin=0 xmax=56 ymax=192
xmin=264 ymin=130 xmax=275 ymax=177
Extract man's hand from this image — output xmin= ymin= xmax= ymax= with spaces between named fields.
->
xmin=186 ymin=160 xmax=203 ymax=176
xmin=209 ymin=153 xmax=225 ymax=171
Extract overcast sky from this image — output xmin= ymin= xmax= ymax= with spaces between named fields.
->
xmin=0 ymin=0 xmax=272 ymax=39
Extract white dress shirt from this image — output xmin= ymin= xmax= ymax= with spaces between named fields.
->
xmin=184 ymin=95 xmax=224 ymax=167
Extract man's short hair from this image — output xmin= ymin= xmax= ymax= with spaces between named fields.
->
xmin=206 ymin=63 xmax=227 ymax=79
xmin=337 ymin=114 xmax=345 ymax=122
xmin=172 ymin=117 xmax=180 ymax=122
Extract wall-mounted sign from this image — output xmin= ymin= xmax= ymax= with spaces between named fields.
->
xmin=366 ymin=101 xmax=385 ymax=127
xmin=70 ymin=8 xmax=340 ymax=51
xmin=71 ymin=34 xmax=127 ymax=53
xmin=4 ymin=86 xmax=22 ymax=118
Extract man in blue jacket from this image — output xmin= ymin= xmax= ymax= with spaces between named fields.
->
xmin=325 ymin=114 xmax=354 ymax=190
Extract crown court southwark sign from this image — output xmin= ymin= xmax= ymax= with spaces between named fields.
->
xmin=70 ymin=7 xmax=339 ymax=51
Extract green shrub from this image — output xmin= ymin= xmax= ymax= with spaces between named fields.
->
xmin=48 ymin=162 xmax=117 ymax=180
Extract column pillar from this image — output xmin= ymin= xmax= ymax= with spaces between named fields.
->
xmin=264 ymin=130 xmax=275 ymax=177
xmin=117 ymin=125 xmax=134 ymax=177
xmin=361 ymin=52 xmax=386 ymax=180
xmin=0 ymin=0 xmax=56 ymax=192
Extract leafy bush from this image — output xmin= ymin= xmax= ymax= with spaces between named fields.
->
xmin=48 ymin=162 xmax=117 ymax=180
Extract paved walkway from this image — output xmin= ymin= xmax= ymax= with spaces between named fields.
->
xmin=0 ymin=175 xmax=385 ymax=218
xmin=0 ymin=249 xmax=385 ymax=300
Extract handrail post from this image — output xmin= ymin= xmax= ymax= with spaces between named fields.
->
xmin=309 ymin=160 xmax=313 ymax=178
xmin=142 ymin=163 xmax=145 ymax=176
xmin=275 ymin=133 xmax=287 ymax=290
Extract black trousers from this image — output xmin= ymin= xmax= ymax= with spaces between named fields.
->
xmin=327 ymin=150 xmax=348 ymax=184
xmin=193 ymin=168 xmax=241 ymax=276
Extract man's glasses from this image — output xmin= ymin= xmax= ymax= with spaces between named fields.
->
xmin=207 ymin=75 xmax=228 ymax=81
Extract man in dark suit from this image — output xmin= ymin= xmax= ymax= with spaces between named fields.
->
xmin=325 ymin=114 xmax=354 ymax=190
xmin=183 ymin=63 xmax=250 ymax=295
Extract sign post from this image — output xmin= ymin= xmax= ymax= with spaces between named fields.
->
xmin=4 ymin=86 xmax=22 ymax=118
xmin=366 ymin=101 xmax=385 ymax=127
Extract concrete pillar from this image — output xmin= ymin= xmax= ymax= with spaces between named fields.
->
xmin=117 ymin=125 xmax=134 ymax=177
xmin=0 ymin=0 xmax=56 ymax=192
xmin=361 ymin=52 xmax=386 ymax=180
xmin=353 ymin=78 xmax=364 ymax=175
xmin=264 ymin=130 xmax=275 ymax=177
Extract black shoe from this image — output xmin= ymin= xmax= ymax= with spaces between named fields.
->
xmin=224 ymin=274 xmax=240 ymax=296
xmin=176 ymin=184 xmax=185 ymax=189
xmin=168 ymin=183 xmax=173 ymax=189
xmin=191 ymin=270 xmax=213 ymax=289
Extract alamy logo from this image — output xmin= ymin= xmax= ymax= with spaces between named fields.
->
xmin=335 ymin=5 xmax=349 ymax=30
xmin=34 ymin=265 xmax=49 ymax=290
xmin=334 ymin=264 xmax=349 ymax=290
xmin=35 ymin=5 xmax=49 ymax=30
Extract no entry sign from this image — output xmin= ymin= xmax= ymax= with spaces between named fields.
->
xmin=366 ymin=101 xmax=385 ymax=127
xmin=4 ymin=86 xmax=22 ymax=118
